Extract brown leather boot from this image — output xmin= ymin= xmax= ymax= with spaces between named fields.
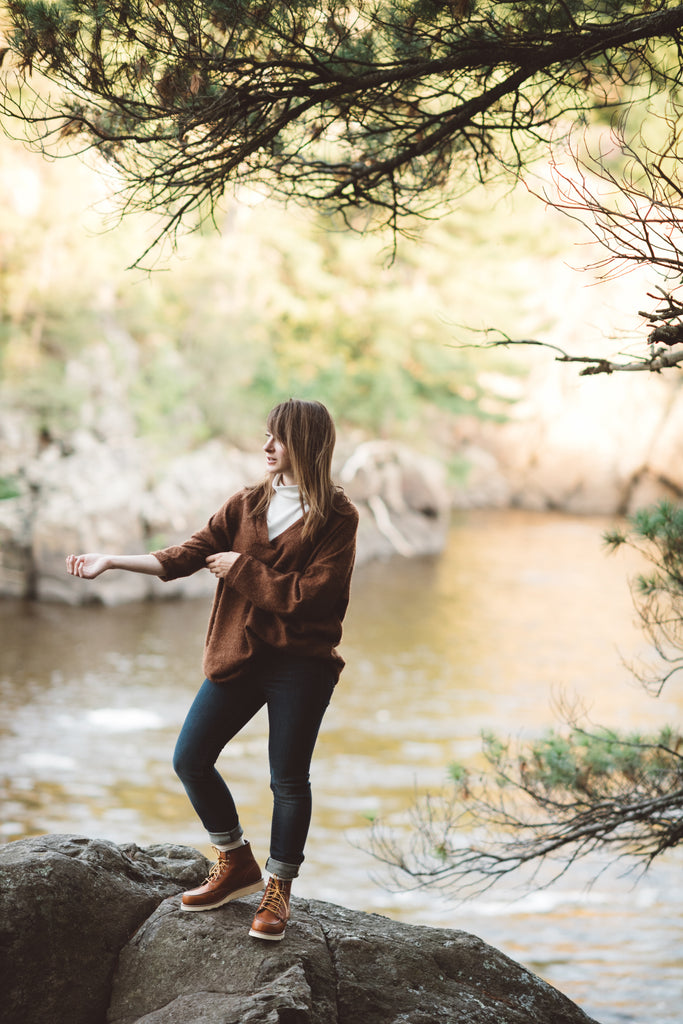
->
xmin=249 ymin=875 xmax=292 ymax=941
xmin=181 ymin=842 xmax=264 ymax=912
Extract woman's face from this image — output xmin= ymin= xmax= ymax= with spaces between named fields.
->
xmin=263 ymin=432 xmax=295 ymax=485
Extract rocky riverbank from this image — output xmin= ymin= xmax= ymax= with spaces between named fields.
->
xmin=2 ymin=354 xmax=683 ymax=604
xmin=0 ymin=834 xmax=600 ymax=1024
xmin=0 ymin=431 xmax=449 ymax=603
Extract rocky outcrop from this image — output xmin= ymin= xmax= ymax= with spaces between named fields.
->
xmin=340 ymin=439 xmax=450 ymax=564
xmin=0 ymin=430 xmax=449 ymax=604
xmin=0 ymin=835 xmax=208 ymax=1024
xmin=0 ymin=834 xmax=599 ymax=1024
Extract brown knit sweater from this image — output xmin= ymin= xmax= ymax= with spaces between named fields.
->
xmin=152 ymin=488 xmax=359 ymax=684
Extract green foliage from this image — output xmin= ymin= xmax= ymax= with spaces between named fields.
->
xmin=604 ymin=500 xmax=683 ymax=581
xmin=0 ymin=475 xmax=21 ymax=499
xmin=447 ymin=760 xmax=468 ymax=784
xmin=478 ymin=723 xmax=683 ymax=800
xmin=603 ymin=500 xmax=683 ymax=693
xmin=526 ymin=730 xmax=579 ymax=789
xmin=0 ymin=123 xmax=553 ymax=451
xmin=630 ymin=501 xmax=683 ymax=558
xmin=481 ymin=730 xmax=511 ymax=786
xmin=9 ymin=365 xmax=86 ymax=437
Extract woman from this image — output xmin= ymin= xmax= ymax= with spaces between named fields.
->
xmin=66 ymin=399 xmax=358 ymax=941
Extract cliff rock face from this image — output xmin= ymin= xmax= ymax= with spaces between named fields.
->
xmin=0 ymin=834 xmax=599 ymax=1024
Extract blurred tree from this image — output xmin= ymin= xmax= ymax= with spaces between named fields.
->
xmin=368 ymin=501 xmax=683 ymax=897
xmin=1 ymin=1 xmax=683 ymax=262
xmin=1 ymin=128 xmax=533 ymax=449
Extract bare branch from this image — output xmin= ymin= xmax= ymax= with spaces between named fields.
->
xmin=454 ymin=327 xmax=683 ymax=375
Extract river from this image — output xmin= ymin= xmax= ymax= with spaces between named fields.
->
xmin=1 ymin=509 xmax=681 ymax=1023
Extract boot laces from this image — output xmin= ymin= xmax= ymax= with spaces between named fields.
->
xmin=259 ymin=876 xmax=289 ymax=917
xmin=204 ymin=847 xmax=230 ymax=883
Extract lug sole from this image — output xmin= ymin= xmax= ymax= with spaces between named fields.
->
xmin=181 ymin=877 xmax=265 ymax=912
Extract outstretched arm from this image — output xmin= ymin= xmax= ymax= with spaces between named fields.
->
xmin=66 ymin=553 xmax=164 ymax=579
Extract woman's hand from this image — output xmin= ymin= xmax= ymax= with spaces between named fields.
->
xmin=205 ymin=551 xmax=241 ymax=578
xmin=66 ymin=553 xmax=111 ymax=579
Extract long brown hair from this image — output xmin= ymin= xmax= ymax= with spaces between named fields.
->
xmin=251 ymin=399 xmax=339 ymax=540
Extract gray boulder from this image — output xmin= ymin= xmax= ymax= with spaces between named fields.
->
xmin=339 ymin=440 xmax=450 ymax=563
xmin=0 ymin=834 xmax=209 ymax=1024
xmin=0 ymin=834 xmax=599 ymax=1024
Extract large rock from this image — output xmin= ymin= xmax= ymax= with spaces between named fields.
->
xmin=0 ymin=835 xmax=599 ymax=1024
xmin=28 ymin=433 xmax=150 ymax=604
xmin=340 ymin=440 xmax=450 ymax=563
xmin=137 ymin=441 xmax=265 ymax=600
xmin=0 ymin=834 xmax=209 ymax=1024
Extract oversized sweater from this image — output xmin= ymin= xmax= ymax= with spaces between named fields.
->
xmin=152 ymin=487 xmax=359 ymax=685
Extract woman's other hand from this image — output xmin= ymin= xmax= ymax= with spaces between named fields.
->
xmin=205 ymin=551 xmax=241 ymax=578
xmin=66 ymin=553 xmax=111 ymax=579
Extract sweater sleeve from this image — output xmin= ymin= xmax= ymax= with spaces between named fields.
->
xmin=151 ymin=501 xmax=234 ymax=581
xmin=224 ymin=508 xmax=358 ymax=619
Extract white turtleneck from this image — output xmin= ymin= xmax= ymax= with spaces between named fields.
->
xmin=267 ymin=482 xmax=308 ymax=541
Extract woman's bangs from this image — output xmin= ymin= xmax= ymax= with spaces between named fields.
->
xmin=266 ymin=404 xmax=289 ymax=444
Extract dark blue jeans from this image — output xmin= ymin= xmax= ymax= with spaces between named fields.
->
xmin=173 ymin=650 xmax=336 ymax=880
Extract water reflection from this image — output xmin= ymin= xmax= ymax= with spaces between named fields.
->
xmin=1 ymin=509 xmax=681 ymax=1023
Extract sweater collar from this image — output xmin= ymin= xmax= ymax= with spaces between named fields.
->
xmin=272 ymin=481 xmax=302 ymax=501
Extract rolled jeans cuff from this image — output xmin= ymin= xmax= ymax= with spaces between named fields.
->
xmin=265 ymin=856 xmax=300 ymax=880
xmin=207 ymin=824 xmax=243 ymax=847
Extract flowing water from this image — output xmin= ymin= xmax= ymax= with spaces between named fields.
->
xmin=1 ymin=509 xmax=681 ymax=1023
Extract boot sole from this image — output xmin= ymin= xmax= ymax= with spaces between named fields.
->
xmin=181 ymin=878 xmax=265 ymax=912
xmin=248 ymin=926 xmax=286 ymax=941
